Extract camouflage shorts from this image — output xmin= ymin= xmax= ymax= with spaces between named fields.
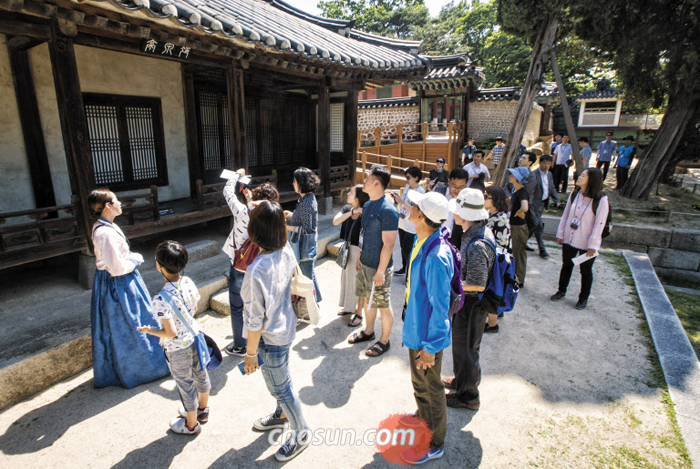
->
xmin=355 ymin=261 xmax=393 ymax=309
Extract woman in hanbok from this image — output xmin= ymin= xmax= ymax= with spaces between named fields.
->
xmin=88 ymin=189 xmax=169 ymax=388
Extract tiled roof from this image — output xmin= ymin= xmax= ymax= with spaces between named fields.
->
xmin=537 ymin=82 xmax=558 ymax=98
xmin=422 ymin=53 xmax=482 ymax=79
xmin=84 ymin=0 xmax=427 ymax=73
xmin=358 ymin=96 xmax=419 ymax=109
xmin=577 ymin=88 xmax=621 ymax=100
xmin=471 ymin=86 xmax=521 ymax=102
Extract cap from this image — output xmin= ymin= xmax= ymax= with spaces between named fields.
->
xmin=407 ymin=191 xmax=449 ymax=225
xmin=448 ymin=188 xmax=489 ymax=222
xmin=507 ymin=166 xmax=529 ymax=184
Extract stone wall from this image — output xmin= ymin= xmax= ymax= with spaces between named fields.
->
xmin=358 ymin=106 xmax=419 ymax=131
xmin=541 ymin=215 xmax=700 ymax=282
xmin=468 ymin=100 xmax=542 ymax=146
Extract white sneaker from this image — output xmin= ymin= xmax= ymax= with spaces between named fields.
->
xmin=177 ymin=406 xmax=209 ymax=423
xmin=170 ymin=417 xmax=201 ymax=435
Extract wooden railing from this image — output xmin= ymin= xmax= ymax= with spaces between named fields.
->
xmin=196 ymin=171 xmax=278 ymax=210
xmin=119 ymin=185 xmax=159 ymax=225
xmin=356 ymin=151 xmax=439 ymax=185
xmin=357 ymin=122 xmax=465 ymax=170
xmin=0 ymin=200 xmax=87 ymax=269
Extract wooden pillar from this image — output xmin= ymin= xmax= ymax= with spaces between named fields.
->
xmin=226 ymin=62 xmax=241 ymax=169
xmin=8 ymin=44 xmax=57 ymax=210
xmin=318 ymin=82 xmax=331 ymax=196
xmin=463 ymin=81 xmax=470 ymax=143
xmin=344 ymin=87 xmax=358 ymax=187
xmin=182 ymin=66 xmax=200 ymax=198
xmin=237 ymin=70 xmax=248 ymax=173
xmin=48 ymin=30 xmax=94 ymax=248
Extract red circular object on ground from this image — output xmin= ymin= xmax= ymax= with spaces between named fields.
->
xmin=375 ymin=413 xmax=432 ymax=465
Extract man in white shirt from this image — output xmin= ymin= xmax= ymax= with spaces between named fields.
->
xmin=552 ymin=135 xmax=572 ymax=193
xmin=529 ymin=155 xmax=560 ymax=258
xmin=436 ymin=168 xmax=468 ymax=250
xmin=463 ymin=150 xmax=490 ymax=192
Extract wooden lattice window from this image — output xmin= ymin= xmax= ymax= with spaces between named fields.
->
xmin=84 ymin=93 xmax=168 ymax=191
xmin=330 ymin=103 xmax=344 ymax=152
xmin=196 ymin=90 xmax=232 ymax=173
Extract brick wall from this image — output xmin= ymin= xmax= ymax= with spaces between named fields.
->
xmin=468 ymin=101 xmax=542 ymax=146
xmin=358 ymin=106 xmax=420 ymax=131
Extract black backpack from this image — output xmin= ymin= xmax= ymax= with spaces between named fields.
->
xmin=570 ymin=188 xmax=613 ymax=238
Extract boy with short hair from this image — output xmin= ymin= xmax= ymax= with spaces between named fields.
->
xmin=138 ymin=240 xmax=210 ymax=435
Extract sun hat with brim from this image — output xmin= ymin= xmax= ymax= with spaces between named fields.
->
xmin=407 ymin=191 xmax=449 ymax=225
xmin=507 ymin=167 xmax=528 ymax=185
xmin=448 ymin=188 xmax=489 ymax=222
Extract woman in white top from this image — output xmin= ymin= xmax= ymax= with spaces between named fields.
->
xmin=390 ymin=166 xmax=426 ymax=276
xmin=88 ymin=189 xmax=168 ymax=389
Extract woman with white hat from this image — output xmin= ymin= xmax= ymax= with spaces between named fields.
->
xmin=442 ymin=188 xmax=496 ymax=411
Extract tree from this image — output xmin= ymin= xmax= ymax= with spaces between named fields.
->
xmin=317 ymin=0 xmax=429 ymax=38
xmin=573 ymin=0 xmax=700 ymax=199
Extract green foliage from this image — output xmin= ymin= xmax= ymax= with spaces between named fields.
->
xmin=317 ymin=0 xmax=429 ymax=38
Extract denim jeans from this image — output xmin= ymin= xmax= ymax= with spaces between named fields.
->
xmin=165 ymin=345 xmax=211 ymax=412
xmin=229 ymin=265 xmax=246 ymax=349
xmin=259 ymin=341 xmax=309 ymax=433
xmin=299 ymin=259 xmax=322 ymax=303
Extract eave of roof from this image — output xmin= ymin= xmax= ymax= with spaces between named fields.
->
xmin=43 ymin=0 xmax=428 ymax=76
xmin=358 ymin=96 xmax=419 ymax=109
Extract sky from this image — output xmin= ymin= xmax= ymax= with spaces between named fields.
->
xmin=283 ymin=0 xmax=456 ymax=19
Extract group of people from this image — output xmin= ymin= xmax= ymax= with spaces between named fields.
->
xmin=549 ymin=131 xmax=637 ymax=191
xmin=85 ymin=140 xmax=612 ymax=464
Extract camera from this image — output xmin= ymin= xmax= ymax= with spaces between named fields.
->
xmin=570 ymin=219 xmax=580 ymax=230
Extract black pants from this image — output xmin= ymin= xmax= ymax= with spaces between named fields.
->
xmin=552 ymin=164 xmax=569 ymax=192
xmin=616 ymin=166 xmax=630 ymax=189
xmin=409 ymin=349 xmax=446 ymax=449
xmin=451 ymin=295 xmax=487 ymax=405
xmin=398 ymin=228 xmax=415 ymax=272
xmin=596 ymin=160 xmax=611 ymax=179
xmin=557 ymin=243 xmax=597 ymax=302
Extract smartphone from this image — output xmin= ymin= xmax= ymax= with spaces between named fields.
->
xmin=238 ymin=355 xmax=264 ymax=375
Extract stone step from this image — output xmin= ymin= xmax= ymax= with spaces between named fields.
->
xmin=209 ymin=289 xmax=231 ymax=316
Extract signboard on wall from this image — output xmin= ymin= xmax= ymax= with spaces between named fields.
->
xmin=141 ymin=39 xmax=191 ymax=59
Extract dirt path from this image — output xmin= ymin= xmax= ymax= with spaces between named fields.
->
xmin=0 ymin=249 xmax=689 ymax=467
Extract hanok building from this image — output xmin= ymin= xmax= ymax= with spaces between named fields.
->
xmin=0 ymin=0 xmax=428 ymax=273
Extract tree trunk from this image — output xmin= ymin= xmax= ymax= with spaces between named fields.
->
xmin=550 ymin=52 xmax=582 ymax=173
xmin=492 ymin=14 xmax=559 ymax=186
xmin=659 ymin=105 xmax=700 ymax=183
xmin=622 ymin=82 xmax=697 ymax=199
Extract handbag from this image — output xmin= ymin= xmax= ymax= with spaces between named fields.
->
xmin=336 ymin=216 xmax=357 ymax=269
xmin=290 ymin=263 xmax=320 ymax=325
xmin=160 ymin=290 xmax=222 ymax=371
xmin=233 ymin=238 xmax=260 ymax=271
xmin=289 ymin=227 xmax=317 ymax=262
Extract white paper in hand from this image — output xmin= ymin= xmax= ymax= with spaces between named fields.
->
xmin=220 ymin=169 xmax=251 ymax=185
xmin=367 ymin=284 xmax=376 ymax=309
xmin=572 ymin=251 xmax=598 ymax=266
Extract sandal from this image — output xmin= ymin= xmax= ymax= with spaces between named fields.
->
xmin=348 ymin=330 xmax=375 ymax=344
xmin=348 ymin=314 xmax=363 ymax=327
xmin=365 ymin=340 xmax=390 ymax=357
xmin=337 ymin=310 xmax=353 ymax=316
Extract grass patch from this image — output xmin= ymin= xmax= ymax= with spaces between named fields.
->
xmin=657 ymin=274 xmax=700 ymax=291
xmin=605 ymin=254 xmax=692 ymax=467
xmin=665 ymin=290 xmax=700 ymax=359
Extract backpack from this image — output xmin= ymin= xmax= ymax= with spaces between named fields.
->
xmin=570 ymin=188 xmax=613 ymax=238
xmin=422 ymin=226 xmax=464 ymax=319
xmin=466 ymin=228 xmax=520 ymax=315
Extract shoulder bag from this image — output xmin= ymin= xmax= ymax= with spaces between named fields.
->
xmin=290 ymin=263 xmax=320 ymax=325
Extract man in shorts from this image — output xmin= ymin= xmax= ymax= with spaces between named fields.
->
xmin=349 ymin=164 xmax=399 ymax=358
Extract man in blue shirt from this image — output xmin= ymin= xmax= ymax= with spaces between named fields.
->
xmin=615 ymin=135 xmax=636 ymax=190
xmin=550 ymin=133 xmax=563 ymax=156
xmin=596 ymin=131 xmax=617 ymax=180
xmin=553 ymin=134 xmax=572 ymax=192
xmin=401 ymin=191 xmax=453 ymax=464
xmin=461 ymin=137 xmax=477 ymax=167
xmin=349 ymin=165 xmax=399 ymax=358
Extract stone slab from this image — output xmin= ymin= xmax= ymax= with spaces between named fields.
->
xmin=664 ymin=285 xmax=700 ymax=296
xmin=0 ymin=335 xmax=92 ymax=411
xmin=210 ymin=289 xmax=230 ymax=316
xmin=648 ymin=247 xmax=700 ymax=271
xmin=670 ymin=229 xmax=700 ymax=253
xmin=609 ymin=224 xmax=672 ymax=248
xmin=317 ymin=196 xmax=334 ymax=215
xmin=78 ymin=252 xmax=97 ymax=290
xmin=624 ymin=250 xmax=700 ymax=467
xmin=184 ymin=240 xmax=220 ymax=264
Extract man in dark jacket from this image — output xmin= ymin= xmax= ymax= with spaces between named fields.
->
xmin=529 ymin=155 xmax=561 ymax=258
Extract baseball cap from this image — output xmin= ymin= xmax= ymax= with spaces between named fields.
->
xmin=448 ymin=188 xmax=489 ymax=222
xmin=407 ymin=191 xmax=449 ymax=224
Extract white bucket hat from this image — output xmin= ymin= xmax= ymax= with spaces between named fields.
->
xmin=448 ymin=188 xmax=489 ymax=222
xmin=407 ymin=191 xmax=449 ymax=224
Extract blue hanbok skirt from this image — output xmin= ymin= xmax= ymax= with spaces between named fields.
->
xmin=90 ymin=269 xmax=169 ymax=389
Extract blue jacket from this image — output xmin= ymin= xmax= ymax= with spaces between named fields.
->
xmin=402 ymin=230 xmax=454 ymax=354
